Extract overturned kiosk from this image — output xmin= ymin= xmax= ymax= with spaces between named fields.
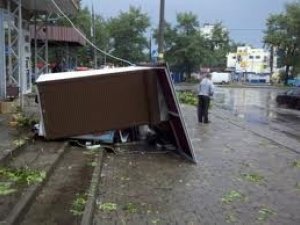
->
xmin=35 ymin=65 xmax=196 ymax=162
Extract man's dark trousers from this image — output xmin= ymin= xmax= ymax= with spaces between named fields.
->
xmin=198 ymin=95 xmax=210 ymax=123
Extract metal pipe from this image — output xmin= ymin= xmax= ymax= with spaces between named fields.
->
xmin=34 ymin=0 xmax=38 ymax=78
xmin=7 ymin=0 xmax=13 ymax=85
xmin=18 ymin=0 xmax=23 ymax=108
xmin=158 ymin=0 xmax=165 ymax=60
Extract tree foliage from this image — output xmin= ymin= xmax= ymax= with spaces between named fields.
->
xmin=56 ymin=6 xmax=109 ymax=66
xmin=56 ymin=5 xmax=150 ymax=66
xmin=154 ymin=12 xmax=231 ymax=78
xmin=106 ymin=6 xmax=150 ymax=64
xmin=165 ymin=13 xmax=206 ymax=76
xmin=56 ymin=4 xmax=233 ymax=72
xmin=264 ymin=1 xmax=300 ymax=83
xmin=206 ymin=23 xmax=231 ymax=68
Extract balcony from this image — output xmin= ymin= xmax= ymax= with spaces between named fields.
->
xmin=22 ymin=0 xmax=79 ymax=15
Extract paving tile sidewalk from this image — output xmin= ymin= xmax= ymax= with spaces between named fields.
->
xmin=93 ymin=105 xmax=300 ymax=225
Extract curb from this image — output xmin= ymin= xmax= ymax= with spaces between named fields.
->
xmin=2 ymin=142 xmax=68 ymax=225
xmin=0 ymin=137 xmax=32 ymax=166
xmin=81 ymin=150 xmax=105 ymax=225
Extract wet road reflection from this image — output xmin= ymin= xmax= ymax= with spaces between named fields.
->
xmin=214 ymin=87 xmax=300 ymax=139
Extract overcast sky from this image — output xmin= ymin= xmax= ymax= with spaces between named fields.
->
xmin=82 ymin=0 xmax=293 ymax=48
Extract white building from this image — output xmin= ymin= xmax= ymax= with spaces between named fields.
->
xmin=227 ymin=46 xmax=278 ymax=74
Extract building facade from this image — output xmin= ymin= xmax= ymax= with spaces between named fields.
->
xmin=0 ymin=0 xmax=80 ymax=100
xmin=227 ymin=46 xmax=278 ymax=74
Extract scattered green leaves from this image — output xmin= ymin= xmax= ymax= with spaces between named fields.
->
xmin=241 ymin=173 xmax=264 ymax=183
xmin=0 ymin=182 xmax=16 ymax=196
xmin=257 ymin=208 xmax=276 ymax=221
xmin=87 ymin=161 xmax=97 ymax=167
xmin=12 ymin=137 xmax=28 ymax=147
xmin=0 ymin=167 xmax=46 ymax=185
xmin=221 ymin=190 xmax=245 ymax=204
xmin=83 ymin=150 xmax=98 ymax=155
xmin=11 ymin=113 xmax=37 ymax=128
xmin=123 ymin=202 xmax=138 ymax=213
xmin=225 ymin=212 xmax=237 ymax=223
xmin=99 ymin=202 xmax=117 ymax=212
xmin=70 ymin=193 xmax=87 ymax=216
xmin=259 ymin=140 xmax=270 ymax=146
xmin=120 ymin=177 xmax=131 ymax=182
xmin=176 ymin=91 xmax=198 ymax=106
xmin=292 ymin=160 xmax=300 ymax=168
xmin=151 ymin=219 xmax=160 ymax=224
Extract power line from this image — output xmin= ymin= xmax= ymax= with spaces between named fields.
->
xmin=50 ymin=0 xmax=134 ymax=66
xmin=228 ymin=28 xmax=265 ymax=31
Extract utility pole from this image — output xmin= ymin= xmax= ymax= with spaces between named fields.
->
xmin=92 ymin=3 xmax=97 ymax=68
xmin=158 ymin=0 xmax=165 ymax=62
xmin=149 ymin=35 xmax=152 ymax=62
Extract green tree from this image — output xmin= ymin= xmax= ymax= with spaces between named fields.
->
xmin=154 ymin=14 xmax=231 ymax=78
xmin=204 ymin=22 xmax=230 ymax=69
xmin=163 ymin=12 xmax=208 ymax=78
xmin=56 ymin=6 xmax=109 ymax=66
xmin=176 ymin=12 xmax=199 ymax=35
xmin=106 ymin=6 xmax=150 ymax=64
xmin=264 ymin=1 xmax=300 ymax=84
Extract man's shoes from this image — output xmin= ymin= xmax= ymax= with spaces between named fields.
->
xmin=204 ymin=121 xmax=211 ymax=124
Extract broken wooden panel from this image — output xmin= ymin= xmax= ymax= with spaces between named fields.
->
xmin=155 ymin=67 xmax=196 ymax=161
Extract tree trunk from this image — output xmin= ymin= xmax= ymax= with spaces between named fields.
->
xmin=285 ymin=65 xmax=290 ymax=85
xmin=270 ymin=46 xmax=274 ymax=74
xmin=284 ymin=45 xmax=296 ymax=85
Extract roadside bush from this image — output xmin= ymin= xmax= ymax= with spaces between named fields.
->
xmin=9 ymin=107 xmax=38 ymax=128
xmin=176 ymin=91 xmax=198 ymax=106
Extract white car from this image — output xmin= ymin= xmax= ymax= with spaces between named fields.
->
xmin=211 ymin=72 xmax=231 ymax=84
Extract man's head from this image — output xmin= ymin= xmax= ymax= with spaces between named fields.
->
xmin=206 ymin=73 xmax=212 ymax=80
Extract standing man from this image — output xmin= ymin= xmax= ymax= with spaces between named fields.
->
xmin=198 ymin=73 xmax=214 ymax=123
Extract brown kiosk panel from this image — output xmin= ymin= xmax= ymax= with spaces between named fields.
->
xmin=36 ymin=67 xmax=195 ymax=162
xmin=38 ymin=70 xmax=160 ymax=139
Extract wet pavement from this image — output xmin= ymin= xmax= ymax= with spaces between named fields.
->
xmin=176 ymin=84 xmax=300 ymax=141
xmin=93 ymin=105 xmax=300 ymax=225
xmin=1 ymin=86 xmax=299 ymax=224
xmin=214 ymin=87 xmax=300 ymax=140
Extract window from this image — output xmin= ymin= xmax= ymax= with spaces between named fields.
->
xmin=263 ymin=56 xmax=268 ymax=62
xmin=255 ymin=56 xmax=261 ymax=59
xmin=249 ymin=55 xmax=253 ymax=59
xmin=232 ymin=56 xmax=236 ymax=59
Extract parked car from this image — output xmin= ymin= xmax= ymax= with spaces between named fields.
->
xmin=276 ymin=88 xmax=300 ymax=110
xmin=287 ymin=78 xmax=300 ymax=87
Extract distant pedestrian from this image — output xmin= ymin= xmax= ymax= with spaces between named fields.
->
xmin=52 ymin=62 xmax=62 ymax=73
xmin=198 ymin=73 xmax=214 ymax=123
